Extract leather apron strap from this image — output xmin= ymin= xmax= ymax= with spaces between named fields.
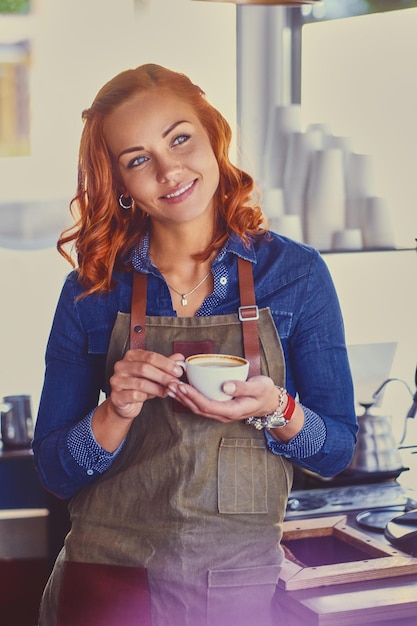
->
xmin=237 ymin=256 xmax=261 ymax=377
xmin=129 ymin=257 xmax=260 ymax=376
xmin=130 ymin=271 xmax=147 ymax=350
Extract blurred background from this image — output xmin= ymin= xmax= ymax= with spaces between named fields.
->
xmin=0 ymin=0 xmax=416 ymax=431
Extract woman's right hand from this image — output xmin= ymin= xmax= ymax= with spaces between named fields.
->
xmin=108 ymin=349 xmax=185 ymax=420
xmin=92 ymin=349 xmax=184 ymax=452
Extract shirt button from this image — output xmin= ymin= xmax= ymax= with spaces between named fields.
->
xmin=87 ymin=469 xmax=94 ymax=476
xmin=220 ymin=276 xmax=227 ymax=285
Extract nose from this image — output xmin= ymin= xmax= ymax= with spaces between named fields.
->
xmin=155 ymin=153 xmax=182 ymax=184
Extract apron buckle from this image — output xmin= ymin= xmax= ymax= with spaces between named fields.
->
xmin=238 ymin=305 xmax=259 ymax=322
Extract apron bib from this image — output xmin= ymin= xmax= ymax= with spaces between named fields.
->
xmin=40 ymin=264 xmax=292 ymax=626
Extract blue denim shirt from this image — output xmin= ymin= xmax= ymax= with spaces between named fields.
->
xmin=33 ymin=231 xmax=357 ymax=499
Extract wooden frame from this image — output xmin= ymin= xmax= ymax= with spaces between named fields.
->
xmin=279 ymin=515 xmax=417 ymax=591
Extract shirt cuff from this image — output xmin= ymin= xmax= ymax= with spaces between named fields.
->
xmin=67 ymin=409 xmax=125 ymax=475
xmin=264 ymin=406 xmax=326 ymax=459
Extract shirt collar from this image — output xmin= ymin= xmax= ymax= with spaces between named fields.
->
xmin=131 ymin=231 xmax=257 ymax=274
xmin=224 ymin=231 xmax=257 ymax=263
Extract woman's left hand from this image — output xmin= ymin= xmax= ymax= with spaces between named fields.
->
xmin=167 ymin=376 xmax=280 ymax=423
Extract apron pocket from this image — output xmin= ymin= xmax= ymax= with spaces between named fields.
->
xmin=56 ymin=561 xmax=151 ymax=626
xmin=207 ymin=564 xmax=280 ymax=626
xmin=218 ymin=437 xmax=268 ymax=514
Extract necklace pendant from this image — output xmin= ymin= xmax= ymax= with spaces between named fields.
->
xmin=181 ymin=294 xmax=188 ymax=306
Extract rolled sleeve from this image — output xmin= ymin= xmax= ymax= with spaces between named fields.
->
xmin=67 ymin=409 xmax=125 ymax=475
xmin=264 ymin=407 xmax=327 ymax=459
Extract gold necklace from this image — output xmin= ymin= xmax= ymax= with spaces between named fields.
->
xmin=165 ymin=271 xmax=211 ymax=306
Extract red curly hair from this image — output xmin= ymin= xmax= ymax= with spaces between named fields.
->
xmin=58 ymin=63 xmax=265 ymax=295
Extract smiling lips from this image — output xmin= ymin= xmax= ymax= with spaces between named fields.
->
xmin=162 ymin=180 xmax=195 ymax=201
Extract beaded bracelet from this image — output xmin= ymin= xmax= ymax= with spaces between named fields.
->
xmin=246 ymin=387 xmax=296 ymax=430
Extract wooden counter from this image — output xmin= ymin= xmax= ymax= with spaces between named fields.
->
xmin=277 ymin=513 xmax=417 ymax=624
xmin=0 ymin=442 xmax=33 ymax=460
xmin=276 ymin=573 xmax=417 ymax=625
xmin=278 ymin=447 xmax=417 ymax=625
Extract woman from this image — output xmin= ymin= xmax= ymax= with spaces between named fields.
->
xmin=33 ymin=64 xmax=357 ymax=626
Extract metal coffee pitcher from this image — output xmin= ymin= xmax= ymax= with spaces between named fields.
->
xmin=349 ymin=373 xmax=417 ymax=475
xmin=349 ymin=401 xmax=404 ymax=474
xmin=0 ymin=394 xmax=34 ymax=449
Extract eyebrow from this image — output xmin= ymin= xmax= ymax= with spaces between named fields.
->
xmin=117 ymin=120 xmax=190 ymax=160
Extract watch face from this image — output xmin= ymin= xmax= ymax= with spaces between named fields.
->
xmin=266 ymin=415 xmax=288 ymax=429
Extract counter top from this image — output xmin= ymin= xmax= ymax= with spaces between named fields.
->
xmin=0 ymin=443 xmax=33 ymax=460
xmin=0 ymin=442 xmax=46 ymax=509
xmin=277 ymin=572 xmax=417 ymax=626
xmin=279 ymin=446 xmax=417 ymax=624
xmin=279 ymin=508 xmax=417 ymax=625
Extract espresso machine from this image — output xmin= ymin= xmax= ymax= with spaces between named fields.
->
xmin=286 ymin=357 xmax=417 ymax=521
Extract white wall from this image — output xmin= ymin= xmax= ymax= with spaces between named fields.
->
xmin=0 ymin=0 xmax=236 ymax=202
xmin=301 ymin=8 xmax=417 ymax=248
xmin=300 ymin=11 xmax=417 ymax=442
xmin=325 ymin=249 xmax=417 ymax=446
xmin=0 ymin=247 xmax=69 ymax=414
xmin=0 ymin=0 xmax=236 ymax=415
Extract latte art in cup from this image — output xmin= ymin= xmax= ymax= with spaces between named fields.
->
xmin=197 ymin=362 xmax=240 ymax=367
xmin=177 ymin=354 xmax=249 ymax=401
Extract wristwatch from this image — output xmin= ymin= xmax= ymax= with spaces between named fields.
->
xmin=246 ymin=387 xmax=296 ymax=430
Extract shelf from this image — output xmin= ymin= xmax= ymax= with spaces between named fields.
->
xmin=321 ymin=246 xmax=416 ymax=255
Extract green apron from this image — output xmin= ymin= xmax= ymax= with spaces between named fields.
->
xmin=40 ymin=268 xmax=292 ymax=626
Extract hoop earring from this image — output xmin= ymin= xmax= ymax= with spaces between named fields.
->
xmin=118 ymin=194 xmax=133 ymax=210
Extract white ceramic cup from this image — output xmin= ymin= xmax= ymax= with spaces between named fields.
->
xmin=177 ymin=354 xmax=249 ymax=401
xmin=269 ymin=215 xmax=304 ymax=242
xmin=362 ymin=196 xmax=395 ymax=249
xmin=262 ymin=187 xmax=285 ymax=219
xmin=332 ymin=228 xmax=363 ymax=251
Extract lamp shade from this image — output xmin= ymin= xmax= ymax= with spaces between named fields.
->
xmin=193 ymin=1 xmax=320 ymax=5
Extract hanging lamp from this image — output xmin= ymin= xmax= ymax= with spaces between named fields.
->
xmin=192 ymin=1 xmax=321 ymax=5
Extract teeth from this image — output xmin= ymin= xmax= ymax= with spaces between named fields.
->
xmin=164 ymin=181 xmax=194 ymax=199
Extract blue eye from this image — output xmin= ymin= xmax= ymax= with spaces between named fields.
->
xmin=173 ymin=134 xmax=190 ymax=146
xmin=127 ymin=155 xmax=148 ymax=168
